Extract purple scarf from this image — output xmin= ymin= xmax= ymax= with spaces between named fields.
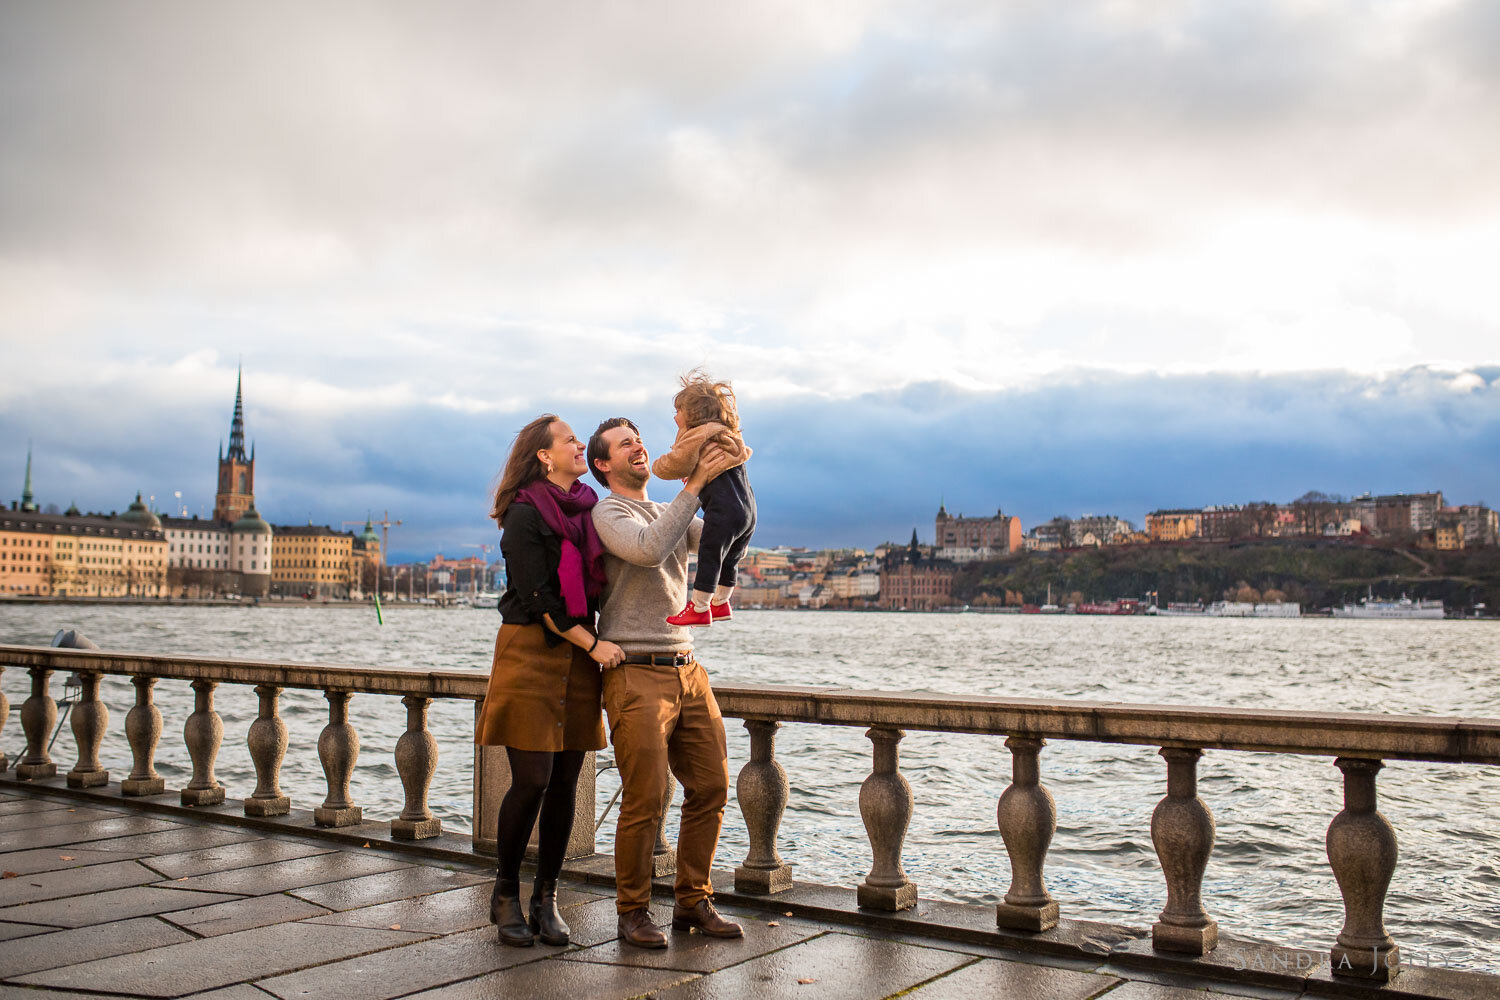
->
xmin=515 ymin=478 xmax=607 ymax=618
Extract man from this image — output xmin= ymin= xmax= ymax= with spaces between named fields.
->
xmin=586 ymin=416 xmax=745 ymax=949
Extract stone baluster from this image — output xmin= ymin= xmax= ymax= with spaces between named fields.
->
xmin=392 ymin=695 xmax=441 ymax=839
xmin=0 ymin=666 xmax=9 ymax=771
xmin=181 ymin=679 xmax=225 ymax=805
xmin=1151 ymin=747 xmax=1218 ymax=953
xmin=245 ymin=685 xmax=290 ymax=816
xmin=16 ymin=667 xmax=58 ymax=780
xmin=121 ymin=675 xmax=165 ymax=795
xmin=1327 ymin=757 xmax=1400 ymax=981
xmin=735 ymin=719 xmax=795 ymax=893
xmin=652 ymin=769 xmax=678 ymax=876
xmin=995 ymin=736 xmax=1059 ymax=930
xmin=315 ymin=690 xmax=362 ymax=826
xmin=66 ymin=672 xmax=110 ymax=788
xmin=858 ymin=727 xmax=917 ymax=910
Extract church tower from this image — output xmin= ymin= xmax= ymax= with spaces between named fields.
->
xmin=214 ymin=367 xmax=256 ymax=523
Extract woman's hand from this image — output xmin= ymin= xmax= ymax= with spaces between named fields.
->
xmin=589 ymin=638 xmax=626 ymax=669
xmin=685 ymin=443 xmax=741 ymax=494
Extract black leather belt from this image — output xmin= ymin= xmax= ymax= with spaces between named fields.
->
xmin=622 ymin=652 xmax=693 ymax=667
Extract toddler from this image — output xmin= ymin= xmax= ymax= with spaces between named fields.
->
xmin=653 ymin=371 xmax=755 ymax=626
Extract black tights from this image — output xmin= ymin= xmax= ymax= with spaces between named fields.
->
xmin=495 ymin=747 xmax=587 ymax=883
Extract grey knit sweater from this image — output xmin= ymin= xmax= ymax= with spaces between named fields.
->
xmin=592 ymin=490 xmax=704 ymax=654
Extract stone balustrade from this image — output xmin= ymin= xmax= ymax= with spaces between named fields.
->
xmin=3 ymin=644 xmax=1499 ymax=985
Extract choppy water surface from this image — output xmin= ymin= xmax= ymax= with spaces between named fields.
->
xmin=2 ymin=605 xmax=1497 ymax=970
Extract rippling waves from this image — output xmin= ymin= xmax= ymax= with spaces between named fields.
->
xmin=2 ymin=605 xmax=1497 ymax=970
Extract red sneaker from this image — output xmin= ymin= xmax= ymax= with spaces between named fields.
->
xmin=709 ymin=601 xmax=732 ymax=621
xmin=666 ymin=603 xmax=712 ymax=627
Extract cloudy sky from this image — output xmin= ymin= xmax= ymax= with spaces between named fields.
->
xmin=2 ymin=1 xmax=1497 ymax=558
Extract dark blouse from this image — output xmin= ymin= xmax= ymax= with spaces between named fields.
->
xmin=497 ymin=501 xmax=593 ymax=645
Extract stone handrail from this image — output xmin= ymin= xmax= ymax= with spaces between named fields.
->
xmin=3 ymin=642 xmax=1497 ymax=984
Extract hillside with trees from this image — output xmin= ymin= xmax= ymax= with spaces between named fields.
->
xmin=951 ymin=540 xmax=1500 ymax=612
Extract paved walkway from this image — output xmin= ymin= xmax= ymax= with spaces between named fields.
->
xmin=0 ymin=785 xmax=1481 ymax=1000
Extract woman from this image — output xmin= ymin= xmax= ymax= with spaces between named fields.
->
xmin=476 ymin=414 xmax=625 ymax=947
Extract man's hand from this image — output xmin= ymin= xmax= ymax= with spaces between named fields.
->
xmin=684 ymin=443 xmax=741 ymax=494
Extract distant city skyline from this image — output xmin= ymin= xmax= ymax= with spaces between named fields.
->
xmin=5 ymin=364 xmax=1497 ymax=563
xmin=2 ymin=5 xmax=1497 ymax=559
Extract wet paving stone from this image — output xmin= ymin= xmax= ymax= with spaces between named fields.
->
xmin=902 ymin=957 xmax=1122 ymax=999
xmin=82 ymin=825 xmax=263 ymax=856
xmin=0 ymin=885 xmax=244 ymax=928
xmin=0 ymin=798 xmax=74 ymax=816
xmin=647 ymin=931 xmax=976 ymax=1000
xmin=160 ymin=892 xmax=332 ymax=937
xmin=559 ymin=912 xmax=823 ymax=973
xmin=0 ymin=806 xmax=125 ymax=832
xmin=0 ymin=859 xmax=163 ymax=907
xmin=0 ymin=915 xmax=195 ymax=978
xmin=256 ymin=924 xmax=551 ymax=1000
xmin=298 ymin=880 xmax=604 ymax=935
xmin=404 ymin=958 xmax=698 ymax=1000
xmin=288 ymin=865 xmax=490 ymax=911
xmin=139 ymin=838 xmax=335 ymax=879
xmin=0 ymin=845 xmax=149 ymax=875
xmin=155 ymin=851 xmax=411 ymax=896
xmin=12 ymin=920 xmax=426 ymax=997
xmin=1 ymin=815 xmax=183 ymax=851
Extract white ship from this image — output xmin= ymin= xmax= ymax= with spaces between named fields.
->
xmin=471 ymin=592 xmax=500 ymax=610
xmin=1155 ymin=601 xmax=1300 ymax=618
xmin=1332 ymin=595 xmax=1444 ymax=620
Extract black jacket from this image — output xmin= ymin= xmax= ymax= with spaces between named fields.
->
xmin=498 ymin=501 xmax=593 ymax=644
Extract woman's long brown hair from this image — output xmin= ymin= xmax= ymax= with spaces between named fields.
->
xmin=490 ymin=414 xmax=560 ymax=524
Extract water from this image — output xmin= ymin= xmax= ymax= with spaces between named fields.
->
xmin=2 ymin=605 xmax=1497 ymax=970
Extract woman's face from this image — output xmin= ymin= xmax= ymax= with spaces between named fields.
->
xmin=539 ymin=421 xmax=587 ymax=479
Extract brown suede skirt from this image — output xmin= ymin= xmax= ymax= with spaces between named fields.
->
xmin=475 ymin=623 xmax=606 ymax=752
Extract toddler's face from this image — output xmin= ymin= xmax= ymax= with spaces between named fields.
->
xmin=674 ymin=406 xmax=687 ymax=430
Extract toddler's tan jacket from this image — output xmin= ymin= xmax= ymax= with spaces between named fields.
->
xmin=651 ymin=421 xmax=751 ymax=481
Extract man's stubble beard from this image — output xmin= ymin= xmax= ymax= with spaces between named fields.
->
xmin=611 ymin=464 xmax=649 ymax=492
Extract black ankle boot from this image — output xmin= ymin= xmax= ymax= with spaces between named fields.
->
xmin=528 ymin=878 xmax=570 ymax=946
xmin=491 ymin=877 xmax=534 ymax=946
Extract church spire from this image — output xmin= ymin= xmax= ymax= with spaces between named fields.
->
xmin=20 ymin=442 xmax=37 ymax=512
xmin=226 ymin=365 xmax=247 ymax=461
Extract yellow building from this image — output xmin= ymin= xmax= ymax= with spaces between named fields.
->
xmin=1 ymin=496 xmax=168 ymax=598
xmin=1146 ymin=509 xmax=1202 ymax=542
xmin=1434 ymin=509 xmax=1465 ymax=551
xmin=272 ymin=524 xmax=354 ymax=599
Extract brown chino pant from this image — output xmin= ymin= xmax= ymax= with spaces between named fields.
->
xmin=602 ymin=659 xmax=729 ymax=913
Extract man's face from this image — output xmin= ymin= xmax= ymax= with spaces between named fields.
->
xmin=598 ymin=424 xmax=650 ymax=490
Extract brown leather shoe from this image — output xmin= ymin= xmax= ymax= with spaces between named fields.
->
xmin=617 ymin=907 xmax=667 ymax=949
xmin=672 ymin=898 xmax=744 ymax=939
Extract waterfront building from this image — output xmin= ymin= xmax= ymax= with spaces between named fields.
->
xmin=272 ymin=524 xmax=354 ymax=599
xmin=880 ymin=532 xmax=955 ymax=610
xmin=1073 ymin=514 xmax=1136 ymax=545
xmin=157 ymin=374 xmax=274 ymax=597
xmin=1353 ymin=491 xmax=1444 ymax=537
xmin=1146 ymin=508 xmax=1201 ymax=542
xmin=350 ymin=518 xmax=382 ymax=596
xmin=1459 ymin=504 xmax=1498 ymax=547
xmin=0 ymin=498 xmax=167 ymax=597
xmin=1434 ymin=508 xmax=1465 ymax=551
xmin=935 ymin=504 xmax=1022 ymax=562
xmin=214 ymin=368 xmax=257 ymax=524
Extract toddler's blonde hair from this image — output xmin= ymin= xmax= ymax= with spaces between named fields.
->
xmin=673 ymin=369 xmax=739 ymax=433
